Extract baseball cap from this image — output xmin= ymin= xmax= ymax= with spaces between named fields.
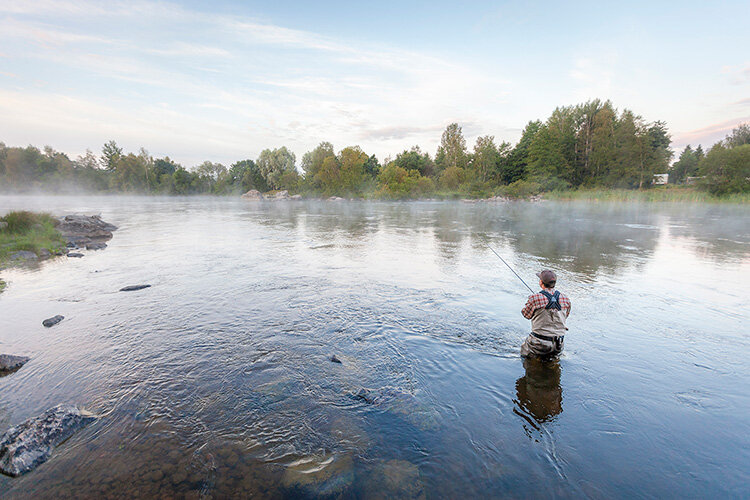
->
xmin=536 ymin=269 xmax=557 ymax=286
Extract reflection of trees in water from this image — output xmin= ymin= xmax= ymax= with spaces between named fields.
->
xmin=514 ymin=358 xmax=562 ymax=426
xmin=660 ymin=205 xmax=750 ymax=263
xmin=473 ymin=203 xmax=662 ymax=277
xmin=241 ymin=201 xmax=747 ymax=273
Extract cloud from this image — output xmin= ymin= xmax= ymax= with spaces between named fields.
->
xmin=0 ymin=0 xmax=517 ymax=164
xmin=673 ymin=116 xmax=750 ymax=148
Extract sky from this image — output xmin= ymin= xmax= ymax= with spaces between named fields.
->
xmin=0 ymin=0 xmax=748 ymax=167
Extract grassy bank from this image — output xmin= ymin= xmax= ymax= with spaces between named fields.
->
xmin=0 ymin=211 xmax=67 ymax=268
xmin=543 ymin=187 xmax=750 ymax=204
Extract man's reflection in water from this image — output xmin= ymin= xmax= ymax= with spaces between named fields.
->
xmin=513 ymin=358 xmax=562 ymax=432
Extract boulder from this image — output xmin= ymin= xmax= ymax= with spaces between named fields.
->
xmin=327 ymin=196 xmax=344 ymax=202
xmin=67 ymin=253 xmax=84 ymax=258
xmin=38 ymin=248 xmax=51 ymax=259
xmin=274 ymin=190 xmax=289 ymax=200
xmin=290 ymin=194 xmax=303 ymax=200
xmin=10 ymin=251 xmax=37 ymax=262
xmin=120 ymin=284 xmax=151 ymax=292
xmin=0 ymin=404 xmax=96 ymax=477
xmin=241 ymin=190 xmax=263 ymax=201
xmin=0 ymin=354 xmax=30 ymax=374
xmin=85 ymin=242 xmax=107 ymax=250
xmin=350 ymin=387 xmax=440 ymax=431
xmin=42 ymin=315 xmax=64 ymax=328
xmin=57 ymin=215 xmax=116 ymax=247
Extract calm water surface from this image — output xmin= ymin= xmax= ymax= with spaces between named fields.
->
xmin=0 ymin=196 xmax=748 ymax=498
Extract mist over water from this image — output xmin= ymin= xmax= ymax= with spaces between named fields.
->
xmin=0 ymin=196 xmax=748 ymax=498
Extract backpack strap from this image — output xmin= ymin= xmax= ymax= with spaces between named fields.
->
xmin=540 ymin=290 xmax=562 ymax=311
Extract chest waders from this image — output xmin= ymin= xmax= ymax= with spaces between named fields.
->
xmin=531 ymin=290 xmax=564 ymax=350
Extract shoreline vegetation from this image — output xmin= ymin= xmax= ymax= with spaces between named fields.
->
xmin=0 ymin=211 xmax=67 ymax=270
xmin=1 ymin=100 xmax=748 ymax=202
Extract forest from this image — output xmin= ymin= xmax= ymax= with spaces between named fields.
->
xmin=1 ymin=99 xmax=748 ymax=199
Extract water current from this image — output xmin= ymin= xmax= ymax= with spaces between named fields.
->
xmin=0 ymin=196 xmax=748 ymax=498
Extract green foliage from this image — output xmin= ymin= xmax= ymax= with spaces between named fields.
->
xmin=393 ymin=147 xmax=435 ymax=177
xmin=439 ymin=166 xmax=465 ymax=190
xmin=257 ymin=147 xmax=297 ymax=190
xmin=700 ymin=143 xmax=750 ymax=195
xmin=435 ymin=123 xmax=468 ymax=172
xmin=0 ymin=211 xmax=66 ymax=265
xmin=670 ymin=145 xmax=702 ymax=184
xmin=0 ymin=107 xmax=745 ymax=201
xmin=2 ymin=210 xmax=56 ymax=233
xmin=377 ymin=163 xmax=434 ymax=199
xmin=496 ymin=180 xmax=542 ymax=199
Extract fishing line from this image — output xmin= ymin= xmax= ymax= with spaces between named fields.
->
xmin=479 ymin=236 xmax=535 ymax=294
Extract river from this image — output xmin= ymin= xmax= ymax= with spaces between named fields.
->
xmin=0 ymin=196 xmax=748 ymax=498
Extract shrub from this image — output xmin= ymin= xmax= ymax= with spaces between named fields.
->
xmin=1 ymin=211 xmax=57 ymax=233
xmin=495 ymin=180 xmax=542 ymax=199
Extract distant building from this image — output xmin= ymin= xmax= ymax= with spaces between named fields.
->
xmin=653 ymin=173 xmax=668 ymax=185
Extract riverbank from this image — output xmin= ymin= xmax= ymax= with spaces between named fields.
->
xmin=0 ymin=211 xmax=67 ymax=269
xmin=542 ymin=187 xmax=750 ymax=203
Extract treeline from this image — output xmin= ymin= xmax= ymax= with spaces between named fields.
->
xmin=0 ymin=99 xmax=747 ymax=198
xmin=670 ymin=124 xmax=750 ymax=195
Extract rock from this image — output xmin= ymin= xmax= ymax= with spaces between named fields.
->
xmin=85 ymin=242 xmax=107 ymax=250
xmin=0 ymin=354 xmax=30 ymax=374
xmin=365 ymin=460 xmax=425 ymax=500
xmin=67 ymin=252 xmax=84 ymax=258
xmin=327 ymin=196 xmax=344 ymax=201
xmin=10 ymin=251 xmax=37 ymax=261
xmin=273 ymin=190 xmax=289 ymax=200
xmin=350 ymin=387 xmax=440 ymax=431
xmin=330 ymin=355 xmax=342 ymax=364
xmin=42 ymin=315 xmax=64 ymax=328
xmin=120 ymin=284 xmax=151 ymax=292
xmin=0 ymin=404 xmax=96 ymax=477
xmin=282 ymin=453 xmax=354 ymax=496
xmin=241 ymin=190 xmax=264 ymax=201
xmin=290 ymin=194 xmax=303 ymax=200
xmin=38 ymin=248 xmax=51 ymax=259
xmin=57 ymin=214 xmax=116 ymax=247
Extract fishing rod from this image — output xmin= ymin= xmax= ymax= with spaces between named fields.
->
xmin=480 ymin=236 xmax=535 ymax=294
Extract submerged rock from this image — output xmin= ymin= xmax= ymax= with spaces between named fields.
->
xmin=350 ymin=387 xmax=440 ymax=431
xmin=330 ymin=355 xmax=342 ymax=364
xmin=0 ymin=404 xmax=96 ymax=477
xmin=0 ymin=354 xmax=30 ymax=374
xmin=57 ymin=214 xmax=116 ymax=247
xmin=42 ymin=315 xmax=64 ymax=328
xmin=364 ymin=460 xmax=425 ymax=500
xmin=241 ymin=189 xmax=263 ymax=201
xmin=119 ymin=284 xmax=151 ymax=292
xmin=67 ymin=252 xmax=84 ymax=258
xmin=282 ymin=453 xmax=354 ymax=496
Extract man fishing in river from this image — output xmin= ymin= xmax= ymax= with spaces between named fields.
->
xmin=520 ymin=269 xmax=571 ymax=359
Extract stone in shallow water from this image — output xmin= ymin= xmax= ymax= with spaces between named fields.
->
xmin=120 ymin=284 xmax=151 ymax=292
xmin=67 ymin=252 xmax=84 ymax=258
xmin=364 ymin=460 xmax=425 ymax=500
xmin=0 ymin=404 xmax=97 ymax=477
xmin=351 ymin=387 xmax=441 ymax=431
xmin=0 ymin=354 xmax=30 ymax=374
xmin=42 ymin=315 xmax=64 ymax=328
xmin=282 ymin=453 xmax=354 ymax=496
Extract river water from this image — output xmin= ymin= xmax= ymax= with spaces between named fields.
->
xmin=0 ymin=196 xmax=748 ymax=498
